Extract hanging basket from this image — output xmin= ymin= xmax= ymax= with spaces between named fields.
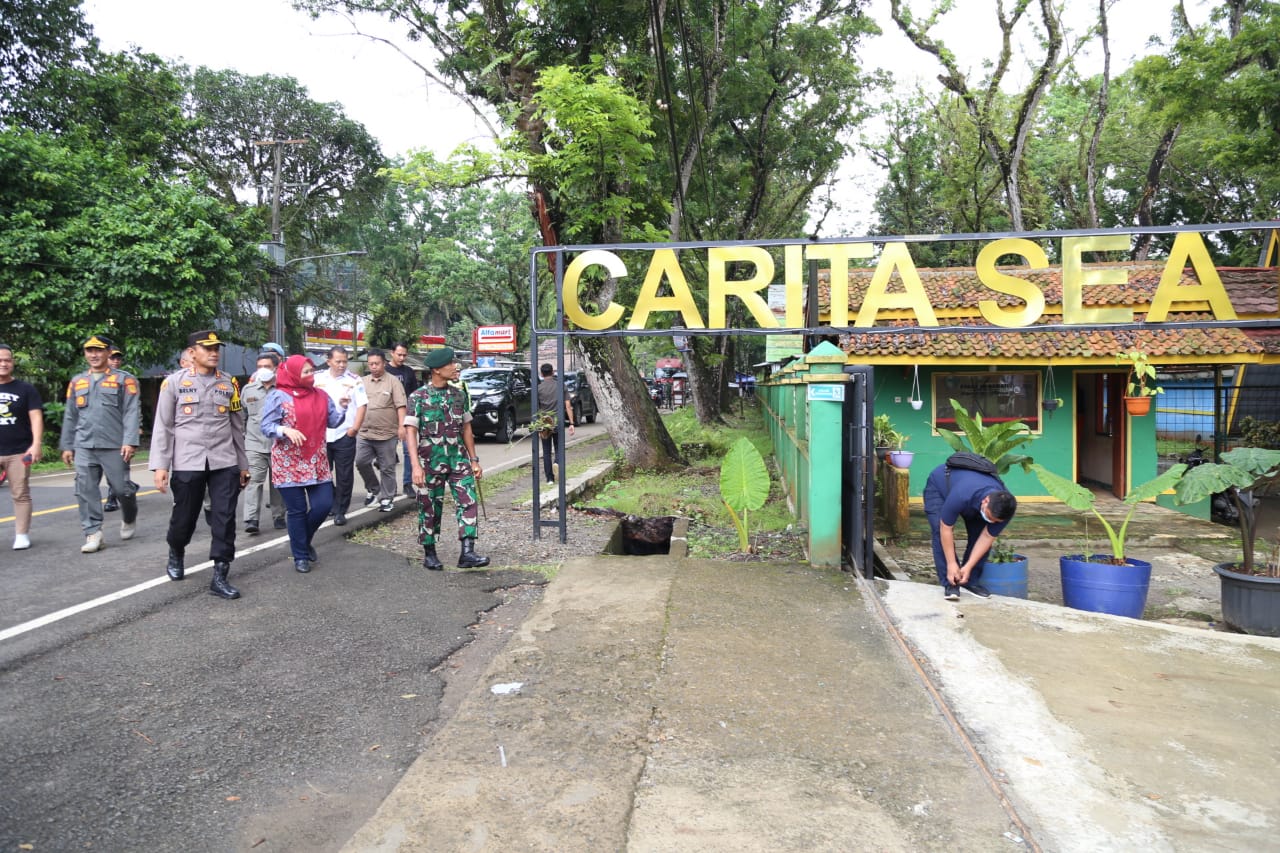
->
xmin=1043 ymin=363 xmax=1059 ymax=413
xmin=1124 ymin=395 xmax=1152 ymax=416
xmin=909 ymin=365 xmax=924 ymax=410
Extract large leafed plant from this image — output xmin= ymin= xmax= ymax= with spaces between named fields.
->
xmin=940 ymin=400 xmax=1035 ymax=474
xmin=1033 ymin=463 xmax=1188 ymax=563
xmin=719 ymin=438 xmax=770 ymax=554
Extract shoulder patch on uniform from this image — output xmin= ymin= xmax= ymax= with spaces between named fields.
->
xmin=125 ymin=377 xmax=139 ymax=394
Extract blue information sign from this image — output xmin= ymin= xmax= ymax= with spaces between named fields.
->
xmin=807 ymin=384 xmax=845 ymax=402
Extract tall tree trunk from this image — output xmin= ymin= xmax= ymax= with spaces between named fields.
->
xmin=890 ymin=0 xmax=1063 ymax=231
xmin=1085 ymin=0 xmax=1111 ymax=228
xmin=1132 ymin=124 xmax=1180 ymax=260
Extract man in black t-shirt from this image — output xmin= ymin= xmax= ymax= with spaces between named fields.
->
xmin=386 ymin=343 xmax=422 ymax=498
xmin=535 ymin=363 xmax=576 ymax=484
xmin=0 ymin=342 xmax=44 ymax=550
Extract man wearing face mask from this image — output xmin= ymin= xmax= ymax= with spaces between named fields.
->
xmin=922 ymin=458 xmax=1018 ymax=601
xmin=241 ymin=350 xmax=285 ymax=534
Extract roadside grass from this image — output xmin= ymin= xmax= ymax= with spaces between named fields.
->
xmin=580 ymin=404 xmax=806 ymax=560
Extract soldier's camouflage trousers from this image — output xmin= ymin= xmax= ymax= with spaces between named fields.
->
xmin=415 ymin=442 xmax=479 ymax=545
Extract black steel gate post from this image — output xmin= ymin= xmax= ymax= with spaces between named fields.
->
xmin=841 ymin=366 xmax=875 ymax=577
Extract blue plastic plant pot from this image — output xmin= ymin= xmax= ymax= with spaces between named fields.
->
xmin=1059 ymin=555 xmax=1152 ymax=619
xmin=984 ymin=556 xmax=1029 ymax=599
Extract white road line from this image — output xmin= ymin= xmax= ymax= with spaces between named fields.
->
xmin=0 ymin=452 xmax=538 ymax=644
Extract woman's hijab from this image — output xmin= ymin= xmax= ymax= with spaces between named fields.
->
xmin=274 ymin=354 xmax=328 ymax=458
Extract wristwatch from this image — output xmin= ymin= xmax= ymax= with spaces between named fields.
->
xmin=470 ymin=456 xmax=479 ymax=462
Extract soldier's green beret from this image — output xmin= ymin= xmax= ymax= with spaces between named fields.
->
xmin=424 ymin=346 xmax=455 ymax=369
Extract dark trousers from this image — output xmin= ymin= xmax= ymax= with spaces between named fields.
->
xmin=280 ymin=481 xmax=333 ymax=562
xmin=168 ymin=465 xmax=240 ymax=563
xmin=923 ymin=482 xmax=987 ymax=587
xmin=326 ymin=434 xmax=357 ymax=514
xmin=539 ymin=429 xmax=559 ymax=482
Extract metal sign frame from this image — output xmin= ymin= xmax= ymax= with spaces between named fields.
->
xmin=528 ymin=221 xmax=1280 ymax=544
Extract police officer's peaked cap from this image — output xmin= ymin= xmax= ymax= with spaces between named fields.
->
xmin=423 ymin=346 xmax=455 ymax=369
xmin=188 ymin=330 xmax=225 ymax=348
xmin=83 ymin=334 xmax=111 ymax=350
xmin=109 ymin=345 xmax=124 ymax=357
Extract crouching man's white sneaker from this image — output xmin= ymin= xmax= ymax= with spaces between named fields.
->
xmin=81 ymin=531 xmax=105 ymax=553
xmin=120 ymin=521 xmax=136 ymax=541
xmin=13 ymin=533 xmax=30 ymax=550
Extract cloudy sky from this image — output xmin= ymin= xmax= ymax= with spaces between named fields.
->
xmin=82 ymin=0 xmax=1194 ymax=232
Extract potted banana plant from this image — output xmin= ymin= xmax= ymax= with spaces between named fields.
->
xmin=1032 ymin=463 xmax=1187 ymax=618
xmin=1174 ymin=447 xmax=1280 ymax=636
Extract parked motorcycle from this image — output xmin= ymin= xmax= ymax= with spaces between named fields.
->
xmin=1182 ymin=436 xmax=1258 ymax=525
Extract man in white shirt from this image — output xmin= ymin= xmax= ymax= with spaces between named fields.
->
xmin=313 ymin=347 xmax=367 ymax=525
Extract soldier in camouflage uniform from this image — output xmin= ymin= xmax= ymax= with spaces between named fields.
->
xmin=405 ymin=346 xmax=489 ymax=570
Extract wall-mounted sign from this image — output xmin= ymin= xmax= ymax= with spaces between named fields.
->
xmin=473 ymin=324 xmax=517 ymax=354
xmin=807 ymin=384 xmax=845 ymax=402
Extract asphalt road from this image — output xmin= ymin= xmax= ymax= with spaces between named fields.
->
xmin=0 ymin=422 xmax=604 ymax=852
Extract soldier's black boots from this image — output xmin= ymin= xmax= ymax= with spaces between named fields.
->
xmin=166 ymin=549 xmax=185 ymax=581
xmin=422 ymin=544 xmax=444 ymax=571
xmin=209 ymin=561 xmax=240 ymax=599
xmin=457 ymin=538 xmax=489 ymax=569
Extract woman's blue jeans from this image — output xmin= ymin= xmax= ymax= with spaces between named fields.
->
xmin=280 ymin=481 xmax=334 ymax=561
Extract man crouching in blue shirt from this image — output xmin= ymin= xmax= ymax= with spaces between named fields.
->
xmin=923 ymin=463 xmax=1018 ymax=601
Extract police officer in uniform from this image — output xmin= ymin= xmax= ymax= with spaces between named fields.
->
xmin=405 ymin=346 xmax=489 ymax=570
xmin=60 ymin=334 xmax=141 ymax=553
xmin=149 ymin=330 xmax=251 ymax=599
xmin=103 ymin=343 xmax=140 ymax=513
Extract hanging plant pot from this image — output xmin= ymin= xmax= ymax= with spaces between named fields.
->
xmin=888 ymin=450 xmax=914 ymax=468
xmin=1042 ymin=399 xmax=1060 ymax=412
xmin=909 ymin=365 xmax=924 ymax=410
xmin=1123 ymin=396 xmax=1152 ymax=416
xmin=1060 ymin=555 xmax=1152 ymax=618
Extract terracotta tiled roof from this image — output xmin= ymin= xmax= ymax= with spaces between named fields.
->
xmin=817 ymin=261 xmax=1280 ymax=364
xmin=839 ymin=325 xmax=1264 ymax=363
xmin=818 ymin=261 xmax=1279 ymax=315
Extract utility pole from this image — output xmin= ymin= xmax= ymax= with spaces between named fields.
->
xmin=254 ymin=138 xmax=308 ymax=343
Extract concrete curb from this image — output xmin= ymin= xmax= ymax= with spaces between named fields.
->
xmin=518 ymin=460 xmax=616 ymax=510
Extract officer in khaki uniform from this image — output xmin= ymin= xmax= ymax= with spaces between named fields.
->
xmin=149 ymin=330 xmax=251 ymax=599
xmin=60 ymin=334 xmax=141 ymax=553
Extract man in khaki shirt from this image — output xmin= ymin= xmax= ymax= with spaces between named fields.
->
xmin=355 ymin=349 xmax=407 ymax=512
xmin=150 ymin=330 xmax=251 ymax=599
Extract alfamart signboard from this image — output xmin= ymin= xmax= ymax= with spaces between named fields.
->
xmin=558 ymin=231 xmax=1249 ymax=332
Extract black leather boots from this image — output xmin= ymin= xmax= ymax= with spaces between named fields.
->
xmin=209 ymin=561 xmax=240 ymax=599
xmin=422 ymin=544 xmax=444 ymax=571
xmin=166 ymin=549 xmax=185 ymax=581
xmin=457 ymin=538 xmax=489 ymax=569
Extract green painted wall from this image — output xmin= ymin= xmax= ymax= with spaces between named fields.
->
xmin=872 ymin=366 xmax=1070 ymax=499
